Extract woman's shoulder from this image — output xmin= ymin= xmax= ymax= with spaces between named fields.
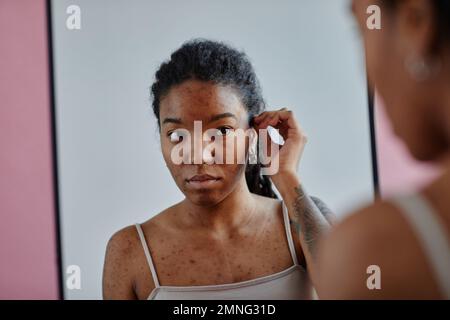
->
xmin=103 ymin=224 xmax=143 ymax=298
xmin=104 ymin=224 xmax=142 ymax=264
xmin=317 ymin=198 xmax=442 ymax=298
xmin=329 ymin=186 xmax=449 ymax=247
xmin=106 ymin=203 xmax=180 ymax=252
xmin=103 ymin=212 xmax=173 ymax=299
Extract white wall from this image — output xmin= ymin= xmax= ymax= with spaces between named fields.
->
xmin=51 ymin=0 xmax=373 ymax=299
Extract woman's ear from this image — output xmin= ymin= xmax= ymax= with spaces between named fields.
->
xmin=396 ymin=0 xmax=436 ymax=57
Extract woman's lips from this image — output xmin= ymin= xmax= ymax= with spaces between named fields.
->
xmin=186 ymin=174 xmax=221 ymax=189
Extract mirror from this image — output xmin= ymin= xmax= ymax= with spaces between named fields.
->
xmin=50 ymin=0 xmax=375 ymax=299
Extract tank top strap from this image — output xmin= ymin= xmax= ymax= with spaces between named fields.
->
xmin=391 ymin=192 xmax=450 ymax=299
xmin=135 ymin=223 xmax=160 ymax=288
xmin=281 ymin=201 xmax=300 ymax=266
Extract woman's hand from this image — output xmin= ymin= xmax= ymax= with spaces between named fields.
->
xmin=253 ymin=107 xmax=308 ymax=187
xmin=254 ymin=107 xmax=332 ymax=289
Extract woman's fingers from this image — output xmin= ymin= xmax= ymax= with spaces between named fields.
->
xmin=255 ymin=109 xmax=282 ymax=127
xmin=256 ymin=108 xmax=297 ymax=130
xmin=255 ymin=108 xmax=307 ymax=143
xmin=253 ymin=111 xmax=270 ymax=124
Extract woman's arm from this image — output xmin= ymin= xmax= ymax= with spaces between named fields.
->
xmin=254 ymin=108 xmax=334 ymax=287
xmin=273 ymin=173 xmax=332 ymax=281
xmin=310 ymin=196 xmax=336 ymax=226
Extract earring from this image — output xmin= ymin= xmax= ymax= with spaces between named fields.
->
xmin=404 ymin=52 xmax=441 ymax=82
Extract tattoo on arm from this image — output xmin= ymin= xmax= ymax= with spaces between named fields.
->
xmin=310 ymin=196 xmax=336 ymax=225
xmin=289 ymin=185 xmax=333 ymax=257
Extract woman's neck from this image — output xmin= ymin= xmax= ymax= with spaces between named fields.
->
xmin=180 ymin=177 xmax=261 ymax=237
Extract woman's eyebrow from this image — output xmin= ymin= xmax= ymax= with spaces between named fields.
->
xmin=209 ymin=112 xmax=237 ymax=123
xmin=162 ymin=113 xmax=237 ymax=125
xmin=162 ymin=117 xmax=182 ymax=125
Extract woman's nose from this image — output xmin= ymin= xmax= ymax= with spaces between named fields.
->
xmin=188 ymin=128 xmax=216 ymax=165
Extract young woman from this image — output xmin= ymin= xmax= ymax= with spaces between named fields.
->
xmin=317 ymin=0 xmax=450 ymax=299
xmin=102 ymin=39 xmax=334 ymax=299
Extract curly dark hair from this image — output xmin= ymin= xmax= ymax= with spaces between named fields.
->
xmin=150 ymin=39 xmax=278 ymax=199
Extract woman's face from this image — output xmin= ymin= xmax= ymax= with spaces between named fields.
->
xmin=159 ymin=79 xmax=253 ymax=206
xmin=352 ymin=0 xmax=448 ymax=161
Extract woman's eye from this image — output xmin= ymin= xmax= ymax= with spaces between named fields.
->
xmin=168 ymin=131 xmax=183 ymax=143
xmin=216 ymin=127 xmax=232 ymax=136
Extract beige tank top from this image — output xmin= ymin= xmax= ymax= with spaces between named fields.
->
xmin=135 ymin=201 xmax=313 ymax=300
xmin=391 ymin=192 xmax=450 ymax=299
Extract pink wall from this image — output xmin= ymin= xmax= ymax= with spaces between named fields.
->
xmin=0 ymin=0 xmax=59 ymax=299
xmin=375 ymin=93 xmax=442 ymax=198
